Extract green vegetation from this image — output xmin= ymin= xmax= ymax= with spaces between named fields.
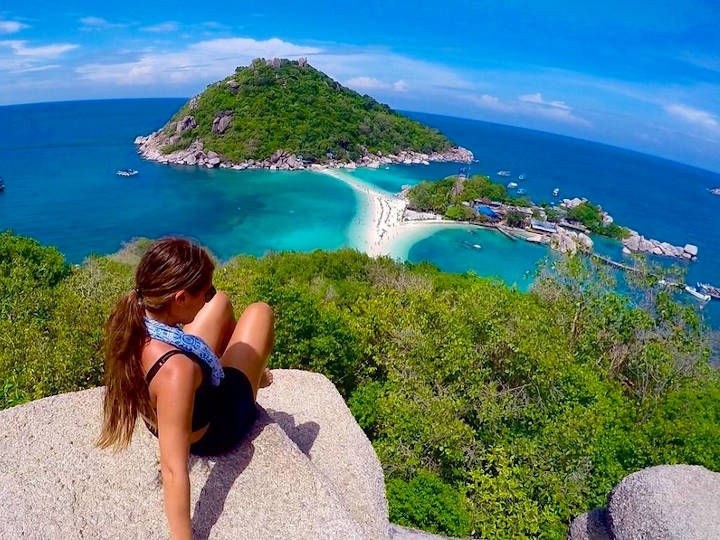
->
xmin=2 ymin=231 xmax=717 ymax=538
xmin=567 ymin=201 xmax=630 ymax=239
xmin=407 ymin=174 xmax=530 ymax=220
xmin=160 ymin=58 xmax=452 ymax=162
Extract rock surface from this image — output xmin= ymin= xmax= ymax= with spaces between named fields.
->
xmin=567 ymin=509 xmax=611 ymax=540
xmin=176 ymin=115 xmax=197 ymax=134
xmin=0 ymin=369 xmax=395 ymax=539
xmin=621 ymin=232 xmax=697 ymax=260
xmin=568 ymin=465 xmax=720 ymax=539
xmin=212 ymin=111 xmax=233 ymax=134
xmin=607 ymin=465 xmax=720 ymax=539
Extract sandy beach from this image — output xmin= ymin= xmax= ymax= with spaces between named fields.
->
xmin=320 ymin=168 xmax=478 ymax=258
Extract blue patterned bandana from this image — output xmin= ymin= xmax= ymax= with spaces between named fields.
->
xmin=144 ymin=317 xmax=225 ymax=386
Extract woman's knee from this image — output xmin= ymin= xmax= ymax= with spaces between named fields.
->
xmin=243 ymin=301 xmax=274 ymax=324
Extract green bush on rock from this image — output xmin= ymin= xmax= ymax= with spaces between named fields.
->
xmin=0 ymin=231 xmax=716 ymax=538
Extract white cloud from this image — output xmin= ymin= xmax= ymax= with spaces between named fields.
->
xmin=393 ymin=79 xmax=408 ymax=92
xmin=467 ymin=93 xmax=513 ymax=112
xmin=141 ymin=22 xmax=180 ymax=33
xmin=0 ymin=40 xmax=78 ymax=58
xmin=79 ymin=16 xmax=126 ymax=30
xmin=0 ymin=20 xmax=29 ymax=34
xmin=664 ymin=103 xmax=718 ymax=129
xmin=345 ymin=76 xmax=385 ymax=89
xmin=517 ymin=91 xmax=588 ymax=125
xmin=518 ymin=92 xmax=570 ymax=110
xmin=76 ymin=37 xmax=321 ymax=84
xmin=10 ymin=64 xmax=60 ymax=74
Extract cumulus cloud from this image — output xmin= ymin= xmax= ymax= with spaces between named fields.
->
xmin=467 ymin=93 xmax=513 ymax=112
xmin=0 ymin=20 xmax=29 ymax=34
xmin=141 ymin=22 xmax=180 ymax=33
xmin=0 ymin=40 xmax=78 ymax=58
xmin=393 ymin=79 xmax=408 ymax=92
xmin=664 ymin=103 xmax=718 ymax=129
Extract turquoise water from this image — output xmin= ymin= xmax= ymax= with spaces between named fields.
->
xmin=1 ymin=100 xmax=718 ymax=326
xmin=0 ymin=100 xmax=354 ymax=261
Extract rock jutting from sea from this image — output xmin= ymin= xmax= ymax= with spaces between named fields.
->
xmin=621 ymin=230 xmax=698 ymax=261
xmin=133 ymin=131 xmax=473 ymax=171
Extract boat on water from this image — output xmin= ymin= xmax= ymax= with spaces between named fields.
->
xmin=507 ymin=182 xmax=518 ymax=189
xmin=684 ymin=285 xmax=711 ymax=303
xmin=0 ymin=177 xmax=4 ymax=192
xmin=116 ymin=169 xmax=138 ymax=177
xmin=697 ymin=283 xmax=720 ymax=300
xmin=710 ymin=187 xmax=720 ymax=196
xmin=552 ymin=188 xmax=560 ymax=197
xmin=516 ymin=188 xmax=527 ymax=195
xmin=518 ymin=174 xmax=526 ymax=181
xmin=497 ymin=170 xmax=512 ymax=177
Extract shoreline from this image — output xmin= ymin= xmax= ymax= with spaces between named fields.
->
xmin=134 ymin=132 xmax=473 ymax=171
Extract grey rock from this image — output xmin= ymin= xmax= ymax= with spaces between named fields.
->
xmin=684 ymin=244 xmax=699 ymax=256
xmin=259 ymin=370 xmax=389 ymax=539
xmin=176 ymin=115 xmax=197 ymax=134
xmin=188 ymin=96 xmax=199 ymax=110
xmin=567 ymin=509 xmax=611 ymax=540
xmin=226 ymin=79 xmax=240 ymax=93
xmin=0 ymin=370 xmax=390 ymax=539
xmin=607 ymin=464 xmax=720 ymax=539
xmin=212 ymin=111 xmax=233 ymax=134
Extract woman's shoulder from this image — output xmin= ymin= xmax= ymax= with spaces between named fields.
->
xmin=141 ymin=340 xmax=203 ymax=385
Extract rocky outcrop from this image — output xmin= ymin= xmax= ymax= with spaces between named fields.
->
xmin=135 ymin=129 xmax=473 ymax=171
xmin=568 ymin=465 xmax=720 ymax=540
xmin=176 ymin=115 xmax=197 ymax=134
xmin=550 ymin=227 xmax=593 ymax=255
xmin=0 ymin=369 xmax=404 ymax=539
xmin=622 ymin=231 xmax=698 ymax=261
xmin=226 ymin=80 xmax=240 ymax=93
xmin=212 ymin=111 xmax=233 ymax=134
xmin=189 ymin=96 xmax=199 ymax=110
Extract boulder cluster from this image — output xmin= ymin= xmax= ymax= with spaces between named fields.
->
xmin=622 ymin=231 xmax=698 ymax=260
xmin=135 ymin=127 xmax=473 ymax=171
xmin=568 ymin=465 xmax=720 ymax=540
xmin=550 ymin=226 xmax=594 ymax=255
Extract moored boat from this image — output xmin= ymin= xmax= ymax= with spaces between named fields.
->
xmin=507 ymin=182 xmax=518 ymax=189
xmin=697 ymin=283 xmax=720 ymax=300
xmin=516 ymin=188 xmax=527 ymax=195
xmin=684 ymin=285 xmax=711 ymax=302
xmin=497 ymin=170 xmax=511 ymax=177
xmin=552 ymin=187 xmax=560 ymax=197
xmin=518 ymin=174 xmax=526 ymax=181
xmin=0 ymin=176 xmax=4 ymax=192
xmin=116 ymin=169 xmax=138 ymax=177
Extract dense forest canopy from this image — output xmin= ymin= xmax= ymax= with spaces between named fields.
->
xmin=1 ymin=231 xmax=717 ymax=538
xmin=159 ymin=58 xmax=453 ymax=162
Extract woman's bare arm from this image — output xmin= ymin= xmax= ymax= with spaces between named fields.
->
xmin=155 ymin=356 xmax=198 ymax=540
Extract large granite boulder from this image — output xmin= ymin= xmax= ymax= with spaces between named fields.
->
xmin=212 ymin=111 xmax=233 ymax=134
xmin=608 ymin=465 xmax=720 ymax=539
xmin=0 ymin=369 xmax=391 ymax=539
xmin=568 ymin=465 xmax=720 ymax=539
xmin=176 ymin=115 xmax=197 ymax=133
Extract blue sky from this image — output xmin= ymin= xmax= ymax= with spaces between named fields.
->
xmin=1 ymin=1 xmax=719 ymax=172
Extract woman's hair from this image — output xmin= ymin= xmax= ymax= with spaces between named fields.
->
xmin=97 ymin=237 xmax=215 ymax=451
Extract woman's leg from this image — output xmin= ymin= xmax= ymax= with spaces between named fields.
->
xmin=221 ymin=302 xmax=274 ymax=399
xmin=183 ymin=291 xmax=236 ymax=356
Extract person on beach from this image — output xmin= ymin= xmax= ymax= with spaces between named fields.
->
xmin=96 ymin=237 xmax=274 ymax=540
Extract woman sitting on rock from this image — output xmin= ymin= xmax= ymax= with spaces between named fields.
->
xmin=97 ymin=237 xmax=274 ymax=540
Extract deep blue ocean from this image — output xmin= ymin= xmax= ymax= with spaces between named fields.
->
xmin=1 ymin=99 xmax=718 ymax=327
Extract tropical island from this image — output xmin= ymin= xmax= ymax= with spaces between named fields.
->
xmin=1 ymin=231 xmax=718 ymax=538
xmin=135 ymin=58 xmax=472 ymax=170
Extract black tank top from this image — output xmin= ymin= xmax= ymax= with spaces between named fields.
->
xmin=143 ymin=349 xmax=216 ymax=435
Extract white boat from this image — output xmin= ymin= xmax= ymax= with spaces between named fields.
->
xmin=497 ymin=170 xmax=512 ymax=177
xmin=472 ymin=244 xmax=482 ymax=250
xmin=116 ymin=169 xmax=138 ymax=177
xmin=507 ymin=182 xmax=518 ymax=189
xmin=518 ymin=174 xmax=526 ymax=181
xmin=684 ymin=285 xmax=711 ymax=302
xmin=697 ymin=282 xmax=720 ymax=300
xmin=552 ymin=188 xmax=560 ymax=197
xmin=517 ymin=188 xmax=527 ymax=195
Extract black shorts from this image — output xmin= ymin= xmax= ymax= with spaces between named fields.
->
xmin=189 ymin=367 xmax=258 ymax=457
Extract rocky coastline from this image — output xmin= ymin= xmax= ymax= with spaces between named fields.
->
xmin=621 ymin=230 xmax=698 ymax=261
xmin=134 ymin=130 xmax=473 ymax=171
